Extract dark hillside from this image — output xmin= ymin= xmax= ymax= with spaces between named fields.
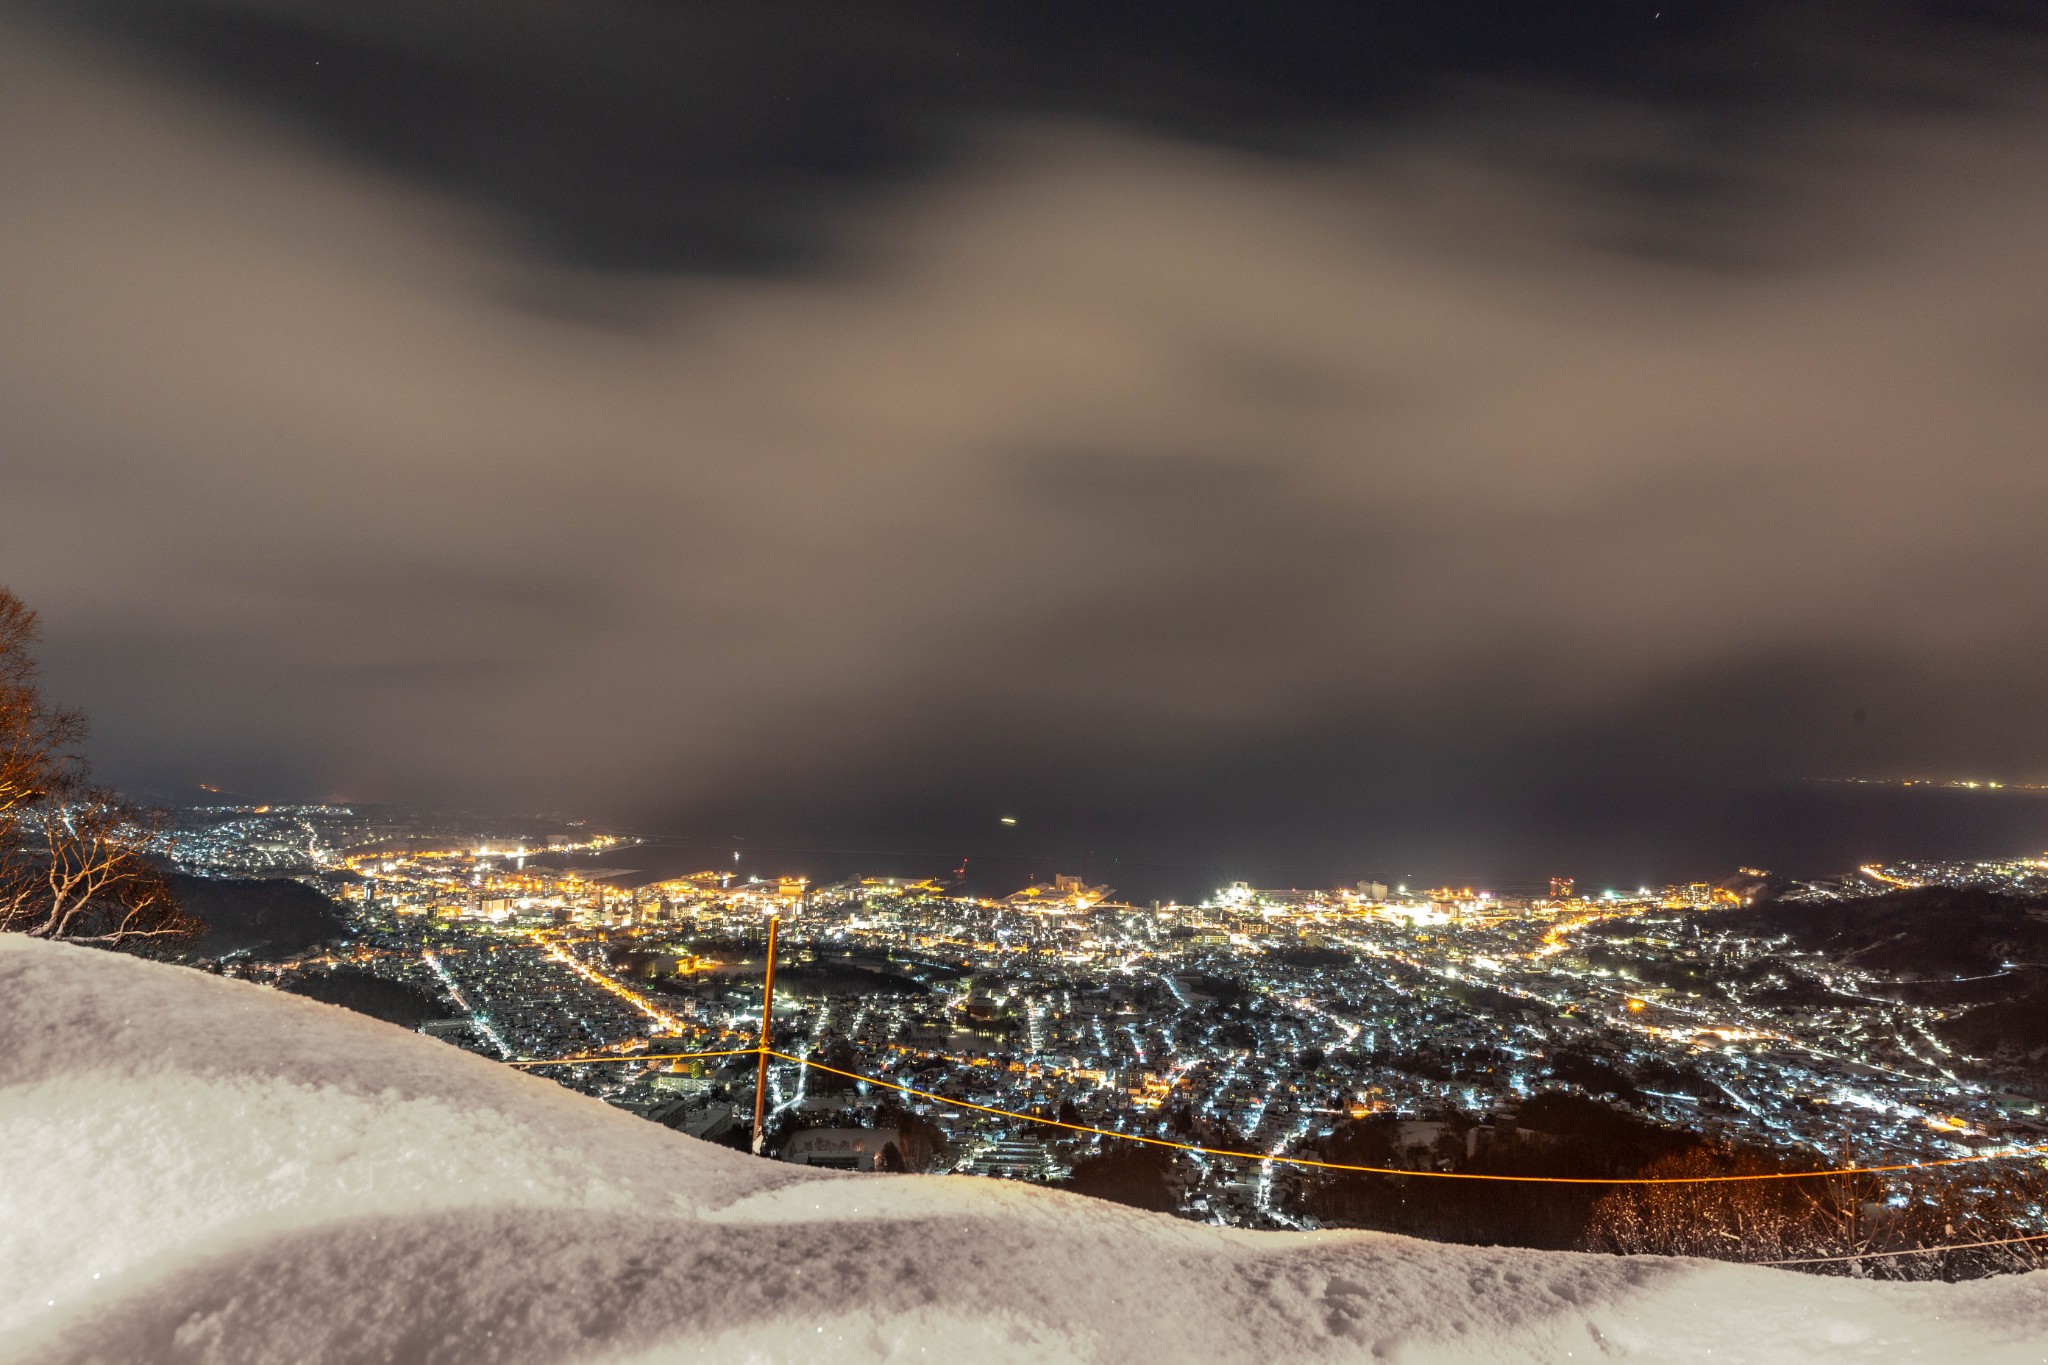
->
xmin=1710 ymin=887 xmax=2048 ymax=979
xmin=173 ymin=874 xmax=346 ymax=960
xmin=282 ymin=968 xmax=451 ymax=1028
xmin=1703 ymin=887 xmax=2048 ymax=1086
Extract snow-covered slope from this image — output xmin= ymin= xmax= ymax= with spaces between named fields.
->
xmin=2 ymin=938 xmax=2043 ymax=1365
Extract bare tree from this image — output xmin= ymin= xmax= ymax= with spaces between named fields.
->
xmin=0 ymin=587 xmax=198 ymax=949
xmin=1583 ymin=1145 xmax=1860 ymax=1265
xmin=1924 ymin=1164 xmax=2048 ymax=1279
xmin=1589 ymin=1141 xmax=2048 ymax=1280
xmin=0 ymin=589 xmax=84 ymax=831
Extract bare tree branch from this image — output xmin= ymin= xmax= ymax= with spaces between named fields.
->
xmin=0 ymin=586 xmax=199 ymax=950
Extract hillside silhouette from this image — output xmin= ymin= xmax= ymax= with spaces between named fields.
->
xmin=171 ymin=874 xmax=344 ymax=960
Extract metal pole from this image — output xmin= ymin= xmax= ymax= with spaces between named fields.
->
xmin=751 ymin=915 xmax=780 ymax=1154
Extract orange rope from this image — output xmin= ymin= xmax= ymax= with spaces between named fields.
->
xmin=1760 ymin=1229 xmax=2048 ymax=1266
xmin=501 ymin=1041 xmax=2048 ymax=1185
xmin=764 ymin=1051 xmax=2048 ymax=1186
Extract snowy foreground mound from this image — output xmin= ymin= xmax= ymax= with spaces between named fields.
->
xmin=3 ymin=939 xmax=2045 ymax=1365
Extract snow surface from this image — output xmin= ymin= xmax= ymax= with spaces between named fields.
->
xmin=1 ymin=937 xmax=2044 ymax=1365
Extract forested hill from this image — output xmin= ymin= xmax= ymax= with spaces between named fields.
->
xmin=170 ymin=874 xmax=345 ymax=961
xmin=1712 ymin=886 xmax=2048 ymax=979
xmin=1709 ymin=886 xmax=2048 ymax=1081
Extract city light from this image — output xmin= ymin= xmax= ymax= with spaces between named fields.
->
xmin=173 ymin=804 xmax=2048 ymax=1237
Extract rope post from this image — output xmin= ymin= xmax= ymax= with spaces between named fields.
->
xmin=1841 ymin=1136 xmax=1859 ymax=1269
xmin=750 ymin=915 xmax=780 ymax=1154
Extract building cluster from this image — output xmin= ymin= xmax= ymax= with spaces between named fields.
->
xmin=195 ymin=810 xmax=2048 ymax=1229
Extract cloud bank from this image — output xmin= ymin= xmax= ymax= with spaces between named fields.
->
xmin=2 ymin=4 xmax=2047 ymax=873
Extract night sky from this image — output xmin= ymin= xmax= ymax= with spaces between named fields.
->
xmin=5 ymin=1 xmax=2048 ymax=886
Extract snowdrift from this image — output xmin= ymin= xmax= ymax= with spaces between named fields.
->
xmin=2 ymin=937 xmax=2043 ymax=1364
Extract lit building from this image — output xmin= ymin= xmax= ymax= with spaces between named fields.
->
xmin=782 ymin=1127 xmax=903 ymax=1171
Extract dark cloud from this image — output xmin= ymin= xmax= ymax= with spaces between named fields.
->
xmin=38 ymin=1 xmax=2048 ymax=273
xmin=4 ymin=1 xmax=2048 ymax=881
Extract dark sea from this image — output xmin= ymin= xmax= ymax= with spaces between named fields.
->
xmin=544 ymin=782 xmax=2048 ymax=906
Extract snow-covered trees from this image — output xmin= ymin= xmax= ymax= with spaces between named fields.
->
xmin=1586 ymin=1145 xmax=2048 ymax=1278
xmin=1583 ymin=1147 xmax=1832 ymax=1263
